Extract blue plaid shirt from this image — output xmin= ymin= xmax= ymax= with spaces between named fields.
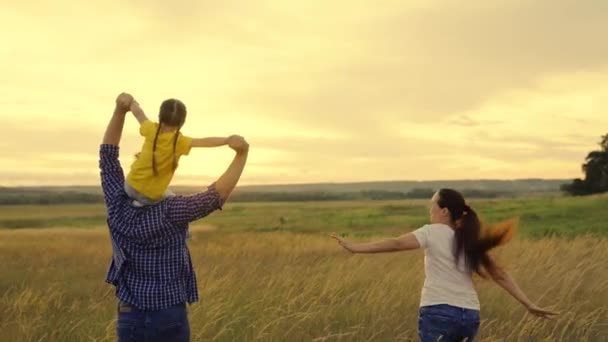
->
xmin=99 ymin=144 xmax=224 ymax=310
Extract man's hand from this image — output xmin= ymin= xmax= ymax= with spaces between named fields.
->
xmin=227 ymin=135 xmax=249 ymax=154
xmin=115 ymin=92 xmax=133 ymax=113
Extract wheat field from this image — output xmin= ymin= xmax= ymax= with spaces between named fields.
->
xmin=1 ymin=227 xmax=606 ymax=341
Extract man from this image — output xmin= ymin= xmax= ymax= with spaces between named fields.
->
xmin=100 ymin=92 xmax=249 ymax=341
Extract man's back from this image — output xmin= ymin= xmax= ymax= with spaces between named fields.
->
xmin=100 ymin=144 xmax=223 ymax=310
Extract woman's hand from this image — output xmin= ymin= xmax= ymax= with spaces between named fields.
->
xmin=331 ymin=234 xmax=356 ymax=253
xmin=526 ymin=304 xmax=559 ymax=319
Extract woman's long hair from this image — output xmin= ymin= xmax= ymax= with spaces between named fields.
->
xmin=437 ymin=189 xmax=517 ymax=276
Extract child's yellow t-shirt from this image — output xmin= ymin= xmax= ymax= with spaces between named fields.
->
xmin=126 ymin=120 xmax=193 ymax=200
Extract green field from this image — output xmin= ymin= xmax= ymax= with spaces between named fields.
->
xmin=1 ymin=193 xmax=607 ymax=238
xmin=1 ymin=195 xmax=607 ymax=341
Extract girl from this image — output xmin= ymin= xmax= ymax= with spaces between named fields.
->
xmin=125 ymin=97 xmax=232 ymax=206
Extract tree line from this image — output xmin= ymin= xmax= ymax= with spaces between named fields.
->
xmin=0 ymin=188 xmax=516 ymax=205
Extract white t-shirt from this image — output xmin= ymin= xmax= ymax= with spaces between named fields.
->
xmin=412 ymin=223 xmax=480 ymax=310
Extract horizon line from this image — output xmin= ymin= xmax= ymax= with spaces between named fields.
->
xmin=0 ymin=177 xmax=572 ymax=189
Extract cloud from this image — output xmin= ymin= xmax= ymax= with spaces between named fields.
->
xmin=1 ymin=0 xmax=607 ymax=184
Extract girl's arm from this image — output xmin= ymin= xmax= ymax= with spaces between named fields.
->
xmin=331 ymin=233 xmax=421 ymax=253
xmin=130 ymin=100 xmax=149 ymax=124
xmin=191 ymin=137 xmax=230 ymax=148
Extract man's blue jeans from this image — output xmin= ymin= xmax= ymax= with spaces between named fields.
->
xmin=117 ymin=301 xmax=190 ymax=342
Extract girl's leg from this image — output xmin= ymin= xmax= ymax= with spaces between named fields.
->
xmin=163 ymin=188 xmax=192 ymax=240
xmin=124 ymin=183 xmax=161 ymax=206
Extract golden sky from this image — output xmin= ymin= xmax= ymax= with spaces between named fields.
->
xmin=1 ymin=0 xmax=608 ymax=186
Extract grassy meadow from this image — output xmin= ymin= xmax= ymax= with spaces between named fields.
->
xmin=1 ymin=194 xmax=607 ymax=341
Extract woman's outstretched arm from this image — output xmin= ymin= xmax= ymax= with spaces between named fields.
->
xmin=488 ymin=260 xmax=559 ymax=319
xmin=331 ymin=233 xmax=421 ymax=253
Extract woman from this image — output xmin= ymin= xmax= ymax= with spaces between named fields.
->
xmin=101 ymin=93 xmax=249 ymax=341
xmin=332 ymin=188 xmax=558 ymax=341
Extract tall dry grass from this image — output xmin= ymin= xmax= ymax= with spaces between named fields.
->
xmin=0 ymin=229 xmax=606 ymax=341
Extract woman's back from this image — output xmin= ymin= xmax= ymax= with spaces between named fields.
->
xmin=413 ymin=223 xmax=480 ymax=310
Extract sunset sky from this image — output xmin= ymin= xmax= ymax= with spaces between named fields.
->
xmin=2 ymin=0 xmax=608 ymax=186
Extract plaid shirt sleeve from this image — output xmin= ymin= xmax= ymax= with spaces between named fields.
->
xmin=165 ymin=184 xmax=225 ymax=226
xmin=99 ymin=144 xmax=125 ymax=204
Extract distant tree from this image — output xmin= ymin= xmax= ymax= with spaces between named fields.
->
xmin=562 ymin=134 xmax=608 ymax=195
xmin=361 ymin=190 xmax=407 ymax=200
xmin=405 ymin=188 xmax=435 ymax=199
